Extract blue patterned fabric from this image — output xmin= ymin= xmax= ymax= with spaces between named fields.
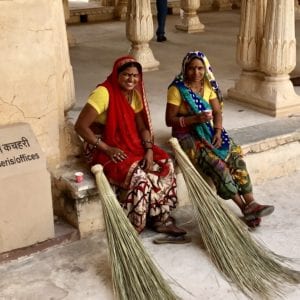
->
xmin=171 ymin=51 xmax=230 ymax=160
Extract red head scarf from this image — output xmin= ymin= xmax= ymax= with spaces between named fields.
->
xmin=93 ymin=56 xmax=168 ymax=187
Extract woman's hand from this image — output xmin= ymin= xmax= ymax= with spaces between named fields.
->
xmin=105 ymin=146 xmax=127 ymax=163
xmin=195 ymin=111 xmax=213 ymax=124
xmin=140 ymin=149 xmax=153 ymax=172
xmin=212 ymin=130 xmax=222 ymax=148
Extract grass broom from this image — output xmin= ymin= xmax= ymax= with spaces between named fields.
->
xmin=91 ymin=164 xmax=178 ymax=300
xmin=169 ymin=137 xmax=300 ymax=299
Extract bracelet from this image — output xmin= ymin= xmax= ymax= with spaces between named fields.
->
xmin=214 ymin=127 xmax=222 ymax=130
xmin=179 ymin=116 xmax=186 ymax=128
xmin=142 ymin=140 xmax=153 ymax=146
xmin=93 ymin=136 xmax=101 ymax=149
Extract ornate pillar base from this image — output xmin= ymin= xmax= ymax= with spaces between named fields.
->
xmin=176 ymin=13 xmax=205 ymax=33
xmin=129 ymin=43 xmax=159 ymax=72
xmin=228 ymin=71 xmax=300 ymax=117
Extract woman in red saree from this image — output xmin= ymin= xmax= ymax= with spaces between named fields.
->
xmin=75 ymin=56 xmax=185 ymax=236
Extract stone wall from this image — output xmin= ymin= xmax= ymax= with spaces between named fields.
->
xmin=0 ymin=0 xmax=75 ymax=170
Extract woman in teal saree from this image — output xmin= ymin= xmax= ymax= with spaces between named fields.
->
xmin=165 ymin=51 xmax=274 ymax=227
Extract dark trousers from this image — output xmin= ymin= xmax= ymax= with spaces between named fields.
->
xmin=156 ymin=0 xmax=168 ymax=37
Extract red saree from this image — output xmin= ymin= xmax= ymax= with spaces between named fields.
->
xmin=92 ymin=56 xmax=169 ymax=187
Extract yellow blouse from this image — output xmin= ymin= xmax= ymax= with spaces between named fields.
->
xmin=167 ymin=80 xmax=217 ymax=115
xmin=87 ymin=86 xmax=143 ymax=124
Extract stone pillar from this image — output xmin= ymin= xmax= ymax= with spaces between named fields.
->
xmin=176 ymin=0 xmax=205 ymax=33
xmin=63 ymin=0 xmax=76 ymax=47
xmin=236 ymin=0 xmax=267 ymax=71
xmin=126 ymin=0 xmax=159 ymax=71
xmin=228 ymin=0 xmax=300 ymax=116
xmin=228 ymin=0 xmax=266 ymax=107
xmin=212 ymin=0 xmax=232 ymax=11
xmin=258 ymin=0 xmax=300 ymax=115
xmin=116 ymin=0 xmax=128 ymax=20
xmin=0 ymin=0 xmax=76 ymax=168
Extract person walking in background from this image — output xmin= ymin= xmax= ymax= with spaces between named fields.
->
xmin=156 ymin=0 xmax=168 ymax=42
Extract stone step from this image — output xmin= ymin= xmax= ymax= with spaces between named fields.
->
xmin=0 ymin=217 xmax=79 ymax=263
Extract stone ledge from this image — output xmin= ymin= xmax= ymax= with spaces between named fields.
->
xmin=228 ymin=117 xmax=300 ymax=184
xmin=229 ymin=117 xmax=300 ymax=150
xmin=68 ymin=6 xmax=115 ymax=24
xmin=0 ymin=217 xmax=79 ymax=264
xmin=242 ymin=132 xmax=300 ymax=155
xmin=51 ymin=158 xmax=103 ymax=238
xmin=51 ymin=117 xmax=300 ymax=236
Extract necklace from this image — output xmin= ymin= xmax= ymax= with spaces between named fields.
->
xmin=186 ymin=80 xmax=204 ymax=95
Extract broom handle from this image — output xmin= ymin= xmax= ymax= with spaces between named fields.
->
xmin=169 ymin=137 xmax=217 ymax=196
xmin=91 ymin=164 xmax=103 ymax=176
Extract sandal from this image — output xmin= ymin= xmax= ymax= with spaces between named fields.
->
xmin=243 ymin=201 xmax=274 ymax=221
xmin=245 ymin=217 xmax=261 ymax=229
xmin=153 ymin=235 xmax=192 ymax=245
xmin=152 ymin=218 xmax=186 ymax=237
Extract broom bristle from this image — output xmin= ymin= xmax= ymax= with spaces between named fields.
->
xmin=169 ymin=137 xmax=300 ymax=299
xmin=91 ymin=164 xmax=178 ymax=300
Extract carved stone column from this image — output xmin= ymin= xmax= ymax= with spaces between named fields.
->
xmin=228 ymin=0 xmax=300 ymax=116
xmin=126 ymin=0 xmax=159 ymax=71
xmin=116 ymin=0 xmax=128 ymax=20
xmin=228 ymin=0 xmax=267 ymax=107
xmin=236 ymin=0 xmax=267 ymax=71
xmin=258 ymin=0 xmax=300 ymax=115
xmin=212 ymin=0 xmax=232 ymax=11
xmin=176 ymin=0 xmax=205 ymax=33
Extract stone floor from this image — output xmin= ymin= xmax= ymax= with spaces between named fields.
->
xmin=1 ymin=10 xmax=300 ymax=300
xmin=0 ymin=171 xmax=300 ymax=300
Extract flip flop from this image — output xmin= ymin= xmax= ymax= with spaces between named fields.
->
xmin=153 ymin=235 xmax=192 ymax=245
xmin=152 ymin=219 xmax=186 ymax=236
xmin=243 ymin=202 xmax=274 ymax=221
xmin=245 ymin=217 xmax=261 ymax=229
xmin=240 ymin=216 xmax=261 ymax=229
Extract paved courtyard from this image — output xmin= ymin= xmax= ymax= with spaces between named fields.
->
xmin=1 ymin=10 xmax=300 ymax=300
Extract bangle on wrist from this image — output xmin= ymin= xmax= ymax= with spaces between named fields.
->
xmin=93 ymin=136 xmax=101 ymax=149
xmin=214 ymin=127 xmax=222 ymax=131
xmin=142 ymin=140 xmax=153 ymax=146
xmin=179 ymin=116 xmax=186 ymax=128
